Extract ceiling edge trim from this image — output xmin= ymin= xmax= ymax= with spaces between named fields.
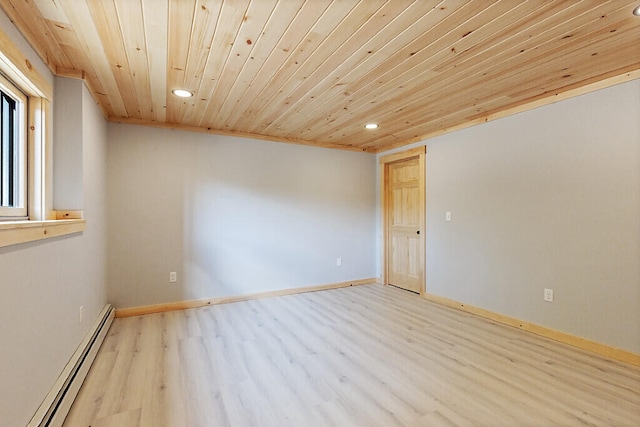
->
xmin=377 ymin=66 xmax=640 ymax=154
xmin=108 ymin=117 xmax=378 ymax=154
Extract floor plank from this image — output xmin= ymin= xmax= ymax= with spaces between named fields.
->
xmin=63 ymin=284 xmax=640 ymax=426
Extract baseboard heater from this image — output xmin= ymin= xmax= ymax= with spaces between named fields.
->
xmin=27 ymin=304 xmax=114 ymax=427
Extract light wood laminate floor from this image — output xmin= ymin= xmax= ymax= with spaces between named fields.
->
xmin=64 ymin=284 xmax=640 ymax=426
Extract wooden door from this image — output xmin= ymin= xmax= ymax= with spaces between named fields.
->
xmin=385 ymin=155 xmax=424 ymax=293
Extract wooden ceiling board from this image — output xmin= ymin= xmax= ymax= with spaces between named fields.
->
xmin=255 ymin=0 xmax=433 ymax=134
xmin=242 ymin=0 xmax=385 ymax=135
xmin=86 ymin=0 xmax=142 ymax=118
xmin=207 ymin=0 xmax=307 ymax=129
xmin=429 ymin=1 xmax=582 ymax=74
xmin=196 ymin=0 xmax=278 ymax=127
xmin=0 ymin=0 xmax=638 ymax=153
xmin=183 ymin=0 xmax=252 ymax=126
xmin=56 ymin=0 xmax=128 ymax=117
xmin=32 ymin=0 xmax=70 ymax=23
xmin=216 ymin=0 xmax=325 ymax=130
xmin=141 ymin=0 xmax=169 ymax=122
xmin=313 ymin=1 xmax=512 ymax=105
xmin=1 ymin=0 xmax=72 ymax=71
xmin=166 ymin=0 xmax=197 ymax=124
xmin=263 ymin=0 xmax=448 ymax=138
xmin=406 ymin=9 xmax=640 ymax=124
xmin=318 ymin=1 xmax=640 ymax=148
xmin=177 ymin=0 xmax=226 ymax=125
xmin=48 ymin=21 xmax=88 ymax=78
xmin=308 ymin=2 xmax=550 ymax=145
xmin=113 ymin=0 xmax=155 ymax=121
xmin=293 ymin=0 xmax=523 ymax=142
xmin=290 ymin=1 xmax=448 ymax=107
xmin=221 ymin=0 xmax=355 ymax=131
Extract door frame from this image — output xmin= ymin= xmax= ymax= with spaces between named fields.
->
xmin=379 ymin=146 xmax=426 ymax=294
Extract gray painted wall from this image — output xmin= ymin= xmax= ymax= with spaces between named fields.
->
xmin=0 ymin=69 xmax=108 ymax=427
xmin=107 ymin=125 xmax=377 ymax=308
xmin=53 ymin=77 xmax=84 ymax=210
xmin=379 ymin=79 xmax=640 ymax=354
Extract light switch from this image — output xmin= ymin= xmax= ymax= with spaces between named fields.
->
xmin=446 ymin=211 xmax=451 ymax=221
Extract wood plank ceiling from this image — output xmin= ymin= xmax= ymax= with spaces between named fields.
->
xmin=1 ymin=0 xmax=639 ymax=153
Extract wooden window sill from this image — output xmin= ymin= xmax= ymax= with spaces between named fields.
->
xmin=0 ymin=219 xmax=86 ymax=248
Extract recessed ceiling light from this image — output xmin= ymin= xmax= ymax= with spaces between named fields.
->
xmin=364 ymin=123 xmax=379 ymax=129
xmin=172 ymin=89 xmax=193 ymax=98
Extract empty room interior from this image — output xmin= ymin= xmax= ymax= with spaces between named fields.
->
xmin=1 ymin=1 xmax=639 ymax=426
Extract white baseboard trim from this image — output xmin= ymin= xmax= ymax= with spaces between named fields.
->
xmin=27 ymin=304 xmax=114 ymax=427
xmin=116 ymin=278 xmax=379 ymax=318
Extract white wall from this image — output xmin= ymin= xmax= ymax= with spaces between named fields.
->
xmin=107 ymin=125 xmax=377 ymax=308
xmin=0 ymin=10 xmax=109 ymax=423
xmin=379 ymin=79 xmax=640 ymax=354
xmin=53 ymin=78 xmax=84 ymax=209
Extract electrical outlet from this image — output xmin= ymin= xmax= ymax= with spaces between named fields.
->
xmin=79 ymin=306 xmax=84 ymax=324
xmin=336 ymin=258 xmax=342 ymax=267
xmin=544 ymin=288 xmax=554 ymax=302
xmin=169 ymin=271 xmax=177 ymax=283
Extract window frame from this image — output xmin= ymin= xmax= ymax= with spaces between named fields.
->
xmin=0 ymin=72 xmax=28 ymax=219
xmin=0 ymin=27 xmax=85 ymax=248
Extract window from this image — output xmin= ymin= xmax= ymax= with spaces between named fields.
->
xmin=0 ymin=31 xmax=85 ymax=247
xmin=0 ymin=73 xmax=27 ymax=219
